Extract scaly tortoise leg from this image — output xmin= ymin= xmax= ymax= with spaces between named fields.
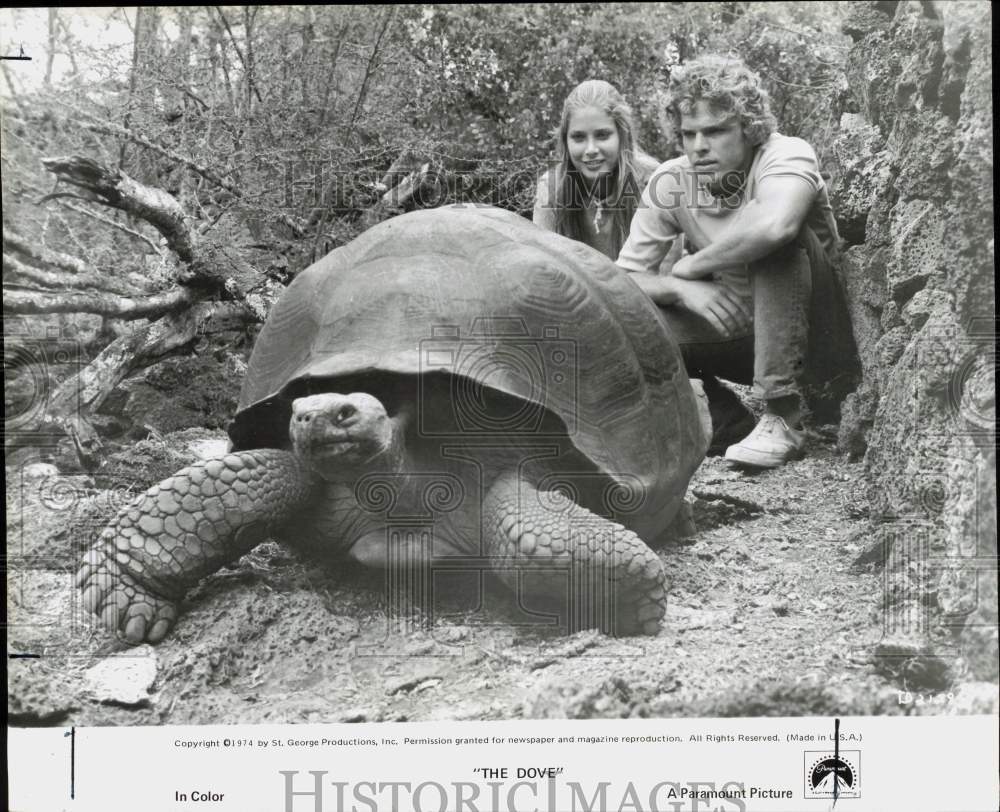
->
xmin=76 ymin=449 xmax=318 ymax=644
xmin=482 ymin=474 xmax=667 ymax=636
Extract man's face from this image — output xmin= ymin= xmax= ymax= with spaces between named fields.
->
xmin=679 ymin=100 xmax=753 ymax=188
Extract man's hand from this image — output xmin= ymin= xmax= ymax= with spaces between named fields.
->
xmin=715 ymin=268 xmax=751 ymax=299
xmin=670 ymin=252 xmax=713 ymax=280
xmin=673 ymin=276 xmax=752 ymax=338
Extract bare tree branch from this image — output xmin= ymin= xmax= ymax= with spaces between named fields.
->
xmin=214 ymin=6 xmax=263 ymax=104
xmin=317 ymin=20 xmax=351 ymax=132
xmin=56 ymin=199 xmax=164 ymax=254
xmin=37 ymin=191 xmax=93 ymax=205
xmin=3 ymin=285 xmax=194 ymax=319
xmin=41 ymin=155 xmax=195 ymax=261
xmin=56 ymin=14 xmax=81 ymax=77
xmin=120 ymin=6 xmax=145 ymax=169
xmin=350 ymin=7 xmax=397 ymax=128
xmin=78 ymin=118 xmax=240 ymax=195
xmin=160 ymin=75 xmax=210 ymax=112
xmin=3 ymin=227 xmax=90 ymax=273
xmin=45 ymin=9 xmax=57 ymax=87
xmin=0 ymin=61 xmax=27 ymax=117
xmin=3 ymin=253 xmax=147 ymax=298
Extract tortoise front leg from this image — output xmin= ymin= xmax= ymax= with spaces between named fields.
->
xmin=76 ymin=449 xmax=319 ymax=644
xmin=482 ymin=475 xmax=667 ymax=636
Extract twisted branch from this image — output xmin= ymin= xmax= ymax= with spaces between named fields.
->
xmin=42 ymin=155 xmax=195 ymax=261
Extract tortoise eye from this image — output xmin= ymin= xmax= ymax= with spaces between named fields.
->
xmin=334 ymin=404 xmax=357 ymax=424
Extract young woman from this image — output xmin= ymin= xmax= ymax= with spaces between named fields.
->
xmin=533 ymin=79 xmax=662 ymax=261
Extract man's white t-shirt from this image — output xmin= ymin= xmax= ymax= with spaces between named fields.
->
xmin=616 ymin=133 xmax=839 ymax=274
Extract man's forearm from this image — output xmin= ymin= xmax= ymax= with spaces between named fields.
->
xmin=682 ymin=200 xmax=797 ymax=274
xmin=625 ymin=271 xmax=681 ymax=305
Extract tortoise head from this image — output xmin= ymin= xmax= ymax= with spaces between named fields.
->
xmin=289 ymin=393 xmax=407 ymax=480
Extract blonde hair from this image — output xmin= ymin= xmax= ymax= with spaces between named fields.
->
xmin=549 ymin=80 xmax=648 ymax=258
xmin=663 ymin=55 xmax=777 ymax=148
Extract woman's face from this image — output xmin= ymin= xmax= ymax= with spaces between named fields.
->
xmin=566 ymin=106 xmax=621 ymax=184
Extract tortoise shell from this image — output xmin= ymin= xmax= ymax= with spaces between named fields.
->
xmin=229 ymin=205 xmax=706 ymax=539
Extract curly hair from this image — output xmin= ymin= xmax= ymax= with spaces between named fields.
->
xmin=663 ymin=55 xmax=777 ymax=148
xmin=549 ymin=79 xmax=650 ymax=259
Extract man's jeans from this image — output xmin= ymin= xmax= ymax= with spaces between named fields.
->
xmin=659 ymin=227 xmax=837 ymax=401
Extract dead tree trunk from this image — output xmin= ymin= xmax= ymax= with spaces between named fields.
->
xmin=3 ymin=155 xmax=278 ymax=468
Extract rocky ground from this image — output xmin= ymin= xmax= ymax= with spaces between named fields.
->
xmin=7 ymin=429 xmax=997 ymax=727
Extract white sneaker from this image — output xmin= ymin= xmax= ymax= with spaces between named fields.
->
xmin=724 ymin=413 xmax=806 ymax=468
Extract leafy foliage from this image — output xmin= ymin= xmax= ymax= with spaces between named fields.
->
xmin=1 ymin=4 xmax=852 ymax=448
xmin=2 ymin=4 xmax=850 ymax=269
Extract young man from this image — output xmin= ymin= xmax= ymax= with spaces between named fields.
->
xmin=616 ymin=55 xmax=841 ymax=468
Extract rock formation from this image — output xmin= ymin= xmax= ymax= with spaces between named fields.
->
xmin=832 ymin=1 xmax=995 ymax=683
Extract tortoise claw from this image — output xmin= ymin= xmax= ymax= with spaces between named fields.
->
xmin=76 ymin=550 xmax=178 ymax=645
xmin=124 ymin=615 xmax=147 ymax=644
xmin=149 ymin=617 xmax=174 ymax=644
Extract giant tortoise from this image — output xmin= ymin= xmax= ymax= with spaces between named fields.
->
xmin=77 ymin=206 xmax=709 ymax=642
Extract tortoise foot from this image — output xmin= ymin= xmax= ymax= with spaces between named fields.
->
xmin=608 ymin=559 xmax=668 ymax=637
xmin=76 ymin=549 xmax=178 ymax=644
xmin=485 ymin=477 xmax=668 ymax=637
xmin=563 ymin=536 xmax=667 ymax=637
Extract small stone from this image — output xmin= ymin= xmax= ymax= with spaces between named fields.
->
xmin=85 ymin=645 xmax=158 ymax=706
xmin=23 ymin=462 xmax=60 ymax=480
xmin=339 ymin=708 xmax=370 ymax=723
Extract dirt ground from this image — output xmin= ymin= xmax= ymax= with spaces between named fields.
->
xmin=7 ymin=431 xmax=995 ymax=726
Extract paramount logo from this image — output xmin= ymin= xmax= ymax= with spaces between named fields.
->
xmin=804 ymin=750 xmax=861 ymax=799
